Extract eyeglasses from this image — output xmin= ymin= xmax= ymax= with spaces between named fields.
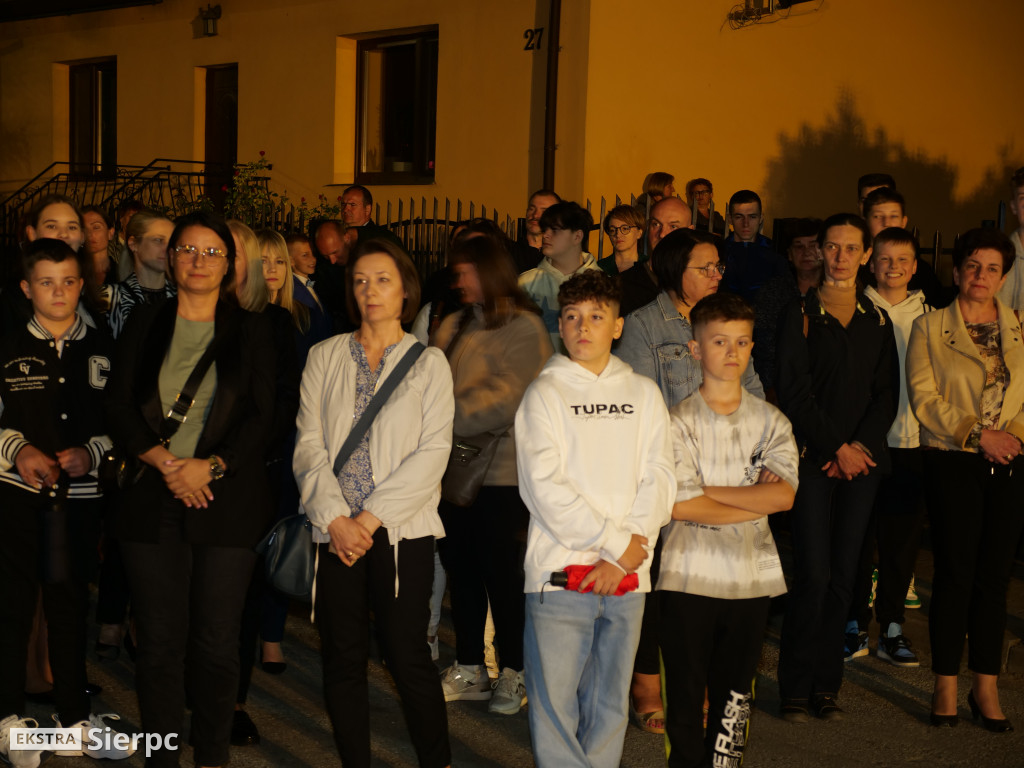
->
xmin=688 ymin=262 xmax=726 ymax=278
xmin=173 ymin=244 xmax=226 ymax=262
xmin=606 ymin=225 xmax=636 ymax=236
xmin=692 ymin=189 xmax=712 ymax=198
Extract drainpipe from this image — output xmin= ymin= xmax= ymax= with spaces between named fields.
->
xmin=542 ymin=0 xmax=561 ymax=190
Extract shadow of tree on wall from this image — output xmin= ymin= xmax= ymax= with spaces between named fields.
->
xmin=765 ymin=90 xmax=1022 ymax=240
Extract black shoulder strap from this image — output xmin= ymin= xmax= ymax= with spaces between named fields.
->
xmin=332 ymin=341 xmax=426 ymax=476
xmin=158 ymin=312 xmax=239 ymax=445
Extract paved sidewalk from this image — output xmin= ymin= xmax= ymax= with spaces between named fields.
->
xmin=31 ymin=542 xmax=1024 ymax=767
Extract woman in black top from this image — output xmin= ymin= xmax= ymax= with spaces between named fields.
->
xmin=774 ymin=213 xmax=897 ymax=723
xmin=106 ymin=211 xmax=276 ymax=768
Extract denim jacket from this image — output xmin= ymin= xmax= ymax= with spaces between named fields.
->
xmin=615 ymin=292 xmax=765 ymax=408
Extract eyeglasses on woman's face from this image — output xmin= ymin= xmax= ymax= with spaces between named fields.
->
xmin=687 ymin=262 xmax=726 ymax=278
xmin=606 ymin=224 xmax=636 ymax=236
xmin=173 ymin=244 xmax=227 ymax=263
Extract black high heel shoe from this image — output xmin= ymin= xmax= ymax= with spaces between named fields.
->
xmin=929 ymin=711 xmax=958 ymax=728
xmin=968 ymin=690 xmax=1014 ymax=733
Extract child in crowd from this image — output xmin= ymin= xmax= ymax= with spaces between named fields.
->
xmin=659 ymin=292 xmax=798 ymax=767
xmin=0 ymin=239 xmax=132 ymax=765
xmin=515 ymin=270 xmax=674 ymax=768
xmin=854 ymin=227 xmax=931 ymax=666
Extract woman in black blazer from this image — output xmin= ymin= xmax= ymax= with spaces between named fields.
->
xmin=106 ymin=211 xmax=276 ymax=768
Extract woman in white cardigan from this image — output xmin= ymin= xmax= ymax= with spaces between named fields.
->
xmin=293 ymin=238 xmax=454 ymax=768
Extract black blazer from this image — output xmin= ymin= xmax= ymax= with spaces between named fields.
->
xmin=106 ymin=298 xmax=277 ymax=547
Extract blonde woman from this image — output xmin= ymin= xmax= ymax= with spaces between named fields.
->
xmin=224 ymin=220 xmax=300 ymax=747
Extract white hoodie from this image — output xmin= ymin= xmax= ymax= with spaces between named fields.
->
xmin=515 ymin=353 xmax=675 ymax=593
xmin=864 ymin=286 xmax=931 ymax=448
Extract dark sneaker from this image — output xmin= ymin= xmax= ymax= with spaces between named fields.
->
xmin=876 ymin=622 xmax=920 ymax=668
xmin=843 ymin=622 xmax=869 ymax=663
xmin=780 ymin=700 xmax=810 ymax=724
xmin=812 ymin=695 xmax=844 ymax=721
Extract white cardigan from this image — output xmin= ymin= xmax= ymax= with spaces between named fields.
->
xmin=293 ymin=333 xmax=454 ymax=548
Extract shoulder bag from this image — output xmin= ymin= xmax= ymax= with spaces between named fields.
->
xmin=257 ymin=341 xmax=425 ymax=600
xmin=98 ymin=315 xmax=237 ymax=493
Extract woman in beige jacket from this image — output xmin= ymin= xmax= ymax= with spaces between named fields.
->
xmin=432 ymin=234 xmax=554 ymax=716
xmin=907 ymin=227 xmax=1024 ymax=732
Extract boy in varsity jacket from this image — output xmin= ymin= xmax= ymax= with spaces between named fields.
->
xmin=0 ymin=238 xmax=132 ymax=765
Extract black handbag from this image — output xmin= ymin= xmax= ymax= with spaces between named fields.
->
xmin=439 ymin=309 xmax=502 ymax=506
xmin=256 ymin=341 xmax=425 ymax=601
xmin=98 ymin=316 xmax=236 ymax=493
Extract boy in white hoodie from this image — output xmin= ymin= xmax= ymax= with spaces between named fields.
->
xmin=515 ymin=270 xmax=674 ymax=768
xmin=855 ymin=227 xmax=932 ymax=666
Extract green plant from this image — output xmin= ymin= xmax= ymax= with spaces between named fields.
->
xmin=223 ymin=151 xmax=279 ymax=226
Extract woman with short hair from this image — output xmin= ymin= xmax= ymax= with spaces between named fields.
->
xmin=294 ymin=238 xmax=455 ymax=767
xmin=907 ymin=227 xmax=1024 ymax=731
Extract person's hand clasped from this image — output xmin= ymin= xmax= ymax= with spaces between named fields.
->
xmin=328 ymin=515 xmax=375 ymax=567
xmin=832 ymin=443 xmax=876 ymax=480
xmin=163 ymin=457 xmax=215 ymax=508
xmin=579 ymin=560 xmax=628 ymax=596
xmin=758 ymin=468 xmax=781 ymax=484
xmin=15 ymin=444 xmax=59 ymax=489
xmin=979 ymin=429 xmax=1021 ymax=466
xmin=56 ymin=446 xmax=92 ymax=478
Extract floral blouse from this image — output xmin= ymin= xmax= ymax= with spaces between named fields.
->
xmin=338 ymin=335 xmax=396 ymax=516
xmin=965 ymin=321 xmax=1009 ymax=446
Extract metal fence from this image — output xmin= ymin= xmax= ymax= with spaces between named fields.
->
xmin=2 ymin=163 xmax=966 ymax=281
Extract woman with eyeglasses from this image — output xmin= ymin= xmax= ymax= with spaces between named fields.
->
xmin=775 ymin=213 xmax=897 ymax=723
xmin=106 ymin=210 xmax=277 ymax=768
xmin=615 ymin=228 xmax=764 ymax=735
xmin=597 ymin=205 xmax=646 ymax=276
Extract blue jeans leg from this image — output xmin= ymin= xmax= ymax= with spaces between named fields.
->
xmin=525 ymin=590 xmax=644 ymax=768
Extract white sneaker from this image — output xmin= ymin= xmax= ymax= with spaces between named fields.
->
xmin=440 ymin=662 xmax=491 ymax=702
xmin=0 ymin=714 xmax=47 ymax=768
xmin=52 ymin=713 xmax=135 ymax=760
xmin=488 ymin=668 xmax=526 ymax=715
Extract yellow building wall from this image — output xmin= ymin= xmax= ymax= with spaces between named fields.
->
xmin=0 ymin=0 xmax=541 ymax=220
xmin=2 ymin=0 xmax=1022 ymax=237
xmin=579 ymin=0 xmax=1024 ymax=236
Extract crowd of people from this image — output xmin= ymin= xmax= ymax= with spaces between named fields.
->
xmin=0 ymin=168 xmax=1022 ymax=768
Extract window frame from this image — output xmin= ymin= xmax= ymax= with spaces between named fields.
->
xmin=353 ymin=27 xmax=438 ymax=187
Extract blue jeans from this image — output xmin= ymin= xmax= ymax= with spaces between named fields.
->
xmin=524 ymin=590 xmax=644 ymax=768
xmin=778 ymin=467 xmax=881 ymax=703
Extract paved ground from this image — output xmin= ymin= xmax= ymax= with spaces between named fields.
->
xmin=28 ymin=534 xmax=1024 ymax=768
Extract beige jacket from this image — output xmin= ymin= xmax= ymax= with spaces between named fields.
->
xmin=906 ymin=297 xmax=1024 ymax=450
xmin=434 ymin=306 xmax=554 ymax=486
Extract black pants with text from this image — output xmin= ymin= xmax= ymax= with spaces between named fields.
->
xmin=660 ymin=592 xmax=770 ymax=768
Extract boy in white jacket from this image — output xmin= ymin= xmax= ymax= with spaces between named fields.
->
xmin=515 ymin=271 xmax=674 ymax=768
xmin=854 ymin=227 xmax=932 ymax=666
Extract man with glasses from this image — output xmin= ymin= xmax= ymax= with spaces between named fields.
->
xmin=720 ymin=190 xmax=787 ymax=305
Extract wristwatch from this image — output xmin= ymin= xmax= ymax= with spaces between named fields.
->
xmin=208 ymin=456 xmax=226 ymax=481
